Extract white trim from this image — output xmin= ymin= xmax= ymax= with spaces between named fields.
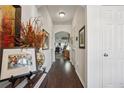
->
xmin=75 ymin=69 xmax=86 ymax=88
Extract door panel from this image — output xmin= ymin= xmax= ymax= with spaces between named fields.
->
xmin=101 ymin=8 xmax=115 ymax=87
xmin=102 ymin=59 xmax=113 ymax=87
xmin=101 ymin=6 xmax=124 ymax=87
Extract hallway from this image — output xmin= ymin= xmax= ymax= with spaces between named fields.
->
xmin=41 ymin=56 xmax=83 ymax=88
xmin=0 ymin=5 xmax=85 ymax=88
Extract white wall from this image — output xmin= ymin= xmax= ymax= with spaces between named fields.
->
xmin=38 ymin=6 xmax=53 ymax=72
xmin=53 ymin=25 xmax=72 ymax=34
xmin=21 ymin=5 xmax=38 ymax=22
xmin=71 ymin=6 xmax=87 ymax=87
xmin=86 ymin=6 xmax=102 ymax=88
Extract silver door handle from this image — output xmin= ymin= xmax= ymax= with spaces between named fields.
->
xmin=104 ymin=53 xmax=108 ymax=57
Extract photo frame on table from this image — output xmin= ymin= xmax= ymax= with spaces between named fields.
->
xmin=0 ymin=48 xmax=37 ymax=80
xmin=79 ymin=26 xmax=85 ymax=49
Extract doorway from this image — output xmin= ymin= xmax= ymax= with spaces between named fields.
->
xmin=55 ymin=31 xmax=71 ymax=60
xmin=100 ymin=6 xmax=124 ymax=87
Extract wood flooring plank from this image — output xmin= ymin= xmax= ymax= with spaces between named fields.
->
xmin=40 ymin=57 xmax=83 ymax=88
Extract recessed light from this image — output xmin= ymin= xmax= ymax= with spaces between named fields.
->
xmin=59 ymin=12 xmax=65 ymax=18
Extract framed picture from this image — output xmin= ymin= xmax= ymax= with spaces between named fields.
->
xmin=42 ymin=30 xmax=49 ymax=50
xmin=0 ymin=5 xmax=21 ymax=48
xmin=79 ymin=26 xmax=85 ymax=48
xmin=0 ymin=49 xmax=2 ymax=77
xmin=0 ymin=48 xmax=37 ymax=80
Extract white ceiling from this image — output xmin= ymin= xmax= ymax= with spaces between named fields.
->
xmin=46 ymin=5 xmax=79 ymax=25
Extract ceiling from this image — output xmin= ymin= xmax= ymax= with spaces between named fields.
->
xmin=46 ymin=5 xmax=79 ymax=25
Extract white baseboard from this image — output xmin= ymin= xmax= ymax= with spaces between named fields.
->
xmin=75 ymin=69 xmax=86 ymax=88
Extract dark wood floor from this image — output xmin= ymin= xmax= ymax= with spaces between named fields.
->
xmin=40 ymin=55 xmax=83 ymax=88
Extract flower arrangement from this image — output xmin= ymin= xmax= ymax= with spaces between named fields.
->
xmin=14 ymin=17 xmax=48 ymax=68
xmin=15 ymin=17 xmax=48 ymax=49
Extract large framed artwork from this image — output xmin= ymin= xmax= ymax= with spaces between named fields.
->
xmin=0 ymin=9 xmax=2 ymax=49
xmin=0 ymin=48 xmax=37 ymax=80
xmin=0 ymin=31 xmax=2 ymax=48
xmin=79 ymin=26 xmax=85 ymax=48
xmin=0 ymin=5 xmax=21 ymax=48
xmin=13 ymin=5 xmax=21 ymax=47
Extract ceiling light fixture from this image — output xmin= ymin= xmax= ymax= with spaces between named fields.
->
xmin=59 ymin=12 xmax=65 ymax=18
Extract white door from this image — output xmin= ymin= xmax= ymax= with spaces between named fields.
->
xmin=101 ymin=6 xmax=124 ymax=88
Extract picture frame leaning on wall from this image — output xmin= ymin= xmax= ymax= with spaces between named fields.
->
xmin=0 ymin=48 xmax=37 ymax=80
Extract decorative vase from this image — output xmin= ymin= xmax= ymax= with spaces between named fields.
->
xmin=36 ymin=48 xmax=45 ymax=70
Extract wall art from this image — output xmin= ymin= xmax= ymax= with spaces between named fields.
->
xmin=79 ymin=26 xmax=85 ymax=48
xmin=0 ymin=5 xmax=21 ymax=48
xmin=0 ymin=48 xmax=37 ymax=80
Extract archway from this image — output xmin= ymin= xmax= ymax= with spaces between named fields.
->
xmin=55 ymin=31 xmax=71 ymax=60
